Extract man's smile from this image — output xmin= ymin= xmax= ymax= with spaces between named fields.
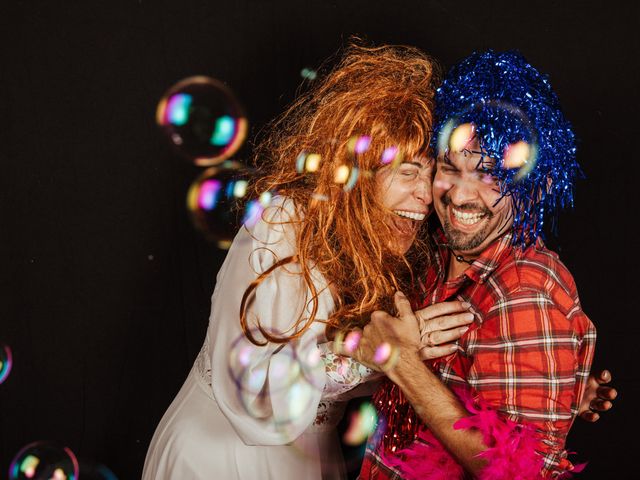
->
xmin=449 ymin=206 xmax=488 ymax=227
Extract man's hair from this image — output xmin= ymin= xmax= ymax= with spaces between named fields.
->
xmin=433 ymin=50 xmax=581 ymax=246
xmin=241 ymin=42 xmax=440 ymax=344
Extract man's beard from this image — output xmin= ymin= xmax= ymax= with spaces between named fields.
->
xmin=440 ymin=195 xmax=493 ymax=252
xmin=441 ymin=216 xmax=491 ymax=251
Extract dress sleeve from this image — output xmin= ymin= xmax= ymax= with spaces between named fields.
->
xmin=317 ymin=342 xmax=383 ymax=400
xmin=467 ymin=288 xmax=596 ymax=476
xmin=209 ymin=198 xmax=333 ymax=445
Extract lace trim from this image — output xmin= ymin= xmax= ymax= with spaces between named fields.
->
xmin=194 ymin=335 xmax=213 ymax=391
xmin=311 ymin=400 xmax=347 ymax=431
xmin=318 ymin=342 xmax=376 ymax=400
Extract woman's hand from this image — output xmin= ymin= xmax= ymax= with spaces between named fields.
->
xmin=416 ymin=301 xmax=474 ymax=360
xmin=578 ymin=369 xmax=617 ymax=422
xmin=332 ymin=292 xmax=422 ymax=372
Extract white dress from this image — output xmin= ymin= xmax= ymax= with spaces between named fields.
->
xmin=142 ymin=197 xmax=378 ymax=480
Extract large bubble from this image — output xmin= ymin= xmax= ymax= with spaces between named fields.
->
xmin=436 ymin=100 xmax=539 ymax=181
xmin=9 ymin=442 xmax=79 ymax=480
xmin=157 ymin=76 xmax=247 ymax=166
xmin=186 ymin=161 xmax=272 ymax=248
xmin=227 ymin=330 xmax=323 ymax=432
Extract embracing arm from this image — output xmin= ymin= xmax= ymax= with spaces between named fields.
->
xmin=386 ymin=343 xmax=489 ymax=474
xmin=339 ymin=292 xmax=489 ymax=474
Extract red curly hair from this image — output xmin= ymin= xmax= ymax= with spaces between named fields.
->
xmin=241 ymin=41 xmax=440 ymax=345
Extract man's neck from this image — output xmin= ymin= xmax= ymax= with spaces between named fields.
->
xmin=444 ymin=232 xmax=509 ymax=280
xmin=446 ymin=253 xmax=475 ymax=280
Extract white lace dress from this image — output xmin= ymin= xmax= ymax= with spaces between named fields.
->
xmin=142 ymin=197 xmax=379 ymax=480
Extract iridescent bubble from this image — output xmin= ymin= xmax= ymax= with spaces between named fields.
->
xmin=311 ymin=193 xmax=329 ymax=202
xmin=296 ymin=152 xmax=323 ymax=173
xmin=242 ymin=191 xmax=273 ymax=230
xmin=0 ymin=343 xmax=12 ymax=385
xmin=373 ymin=342 xmax=392 ymax=364
xmin=380 ymin=146 xmax=402 ymax=167
xmin=300 ymin=68 xmax=317 ymax=81
xmin=503 ymin=140 xmax=537 ymax=179
xmin=448 ymin=123 xmax=476 ymax=153
xmin=186 ymin=161 xmax=271 ymax=248
xmin=436 ymin=102 xmax=539 ymax=181
xmin=333 ymin=164 xmax=359 ymax=191
xmin=9 ymin=442 xmax=79 ymax=480
xmin=335 ymin=330 xmax=361 ymax=355
xmin=228 ymin=330 xmax=322 ymax=427
xmin=296 ymin=149 xmax=359 ymax=192
xmin=343 ymin=401 xmax=378 ymax=446
xmin=347 ymin=135 xmax=371 ymax=155
xmin=156 ymin=76 xmax=248 ymax=166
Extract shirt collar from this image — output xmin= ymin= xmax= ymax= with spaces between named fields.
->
xmin=434 ymin=230 xmax=515 ymax=284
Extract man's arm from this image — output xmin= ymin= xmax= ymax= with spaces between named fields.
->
xmin=343 ymin=292 xmax=489 ymax=475
xmin=385 ymin=338 xmax=489 ymax=473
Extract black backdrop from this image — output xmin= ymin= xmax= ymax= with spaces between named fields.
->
xmin=0 ymin=0 xmax=637 ymax=478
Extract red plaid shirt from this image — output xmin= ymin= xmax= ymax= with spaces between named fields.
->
xmin=360 ymin=232 xmax=596 ymax=478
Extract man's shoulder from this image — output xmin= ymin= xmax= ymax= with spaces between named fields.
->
xmin=491 ymin=241 xmax=579 ymax=304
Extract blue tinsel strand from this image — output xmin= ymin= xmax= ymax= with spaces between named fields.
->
xmin=432 ymin=50 xmax=582 ymax=246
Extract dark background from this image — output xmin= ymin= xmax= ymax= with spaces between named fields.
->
xmin=0 ymin=0 xmax=637 ymax=478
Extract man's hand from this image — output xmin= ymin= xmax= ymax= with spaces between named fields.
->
xmin=417 ymin=301 xmax=474 ymax=360
xmin=333 ymin=291 xmax=422 ymax=372
xmin=578 ymin=369 xmax=617 ymax=422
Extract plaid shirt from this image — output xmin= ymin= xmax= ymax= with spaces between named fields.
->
xmin=360 ymin=232 xmax=596 ymax=479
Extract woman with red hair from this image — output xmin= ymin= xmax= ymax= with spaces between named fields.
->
xmin=142 ymin=43 xmax=472 ymax=480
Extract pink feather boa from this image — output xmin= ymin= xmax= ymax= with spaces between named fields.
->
xmin=379 ymin=388 xmax=586 ymax=479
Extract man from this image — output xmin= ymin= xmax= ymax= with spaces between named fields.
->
xmin=340 ymin=51 xmax=602 ymax=478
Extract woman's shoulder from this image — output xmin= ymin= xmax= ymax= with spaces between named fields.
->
xmin=262 ymin=195 xmax=301 ymax=223
xmin=246 ymin=195 xmax=302 ymax=251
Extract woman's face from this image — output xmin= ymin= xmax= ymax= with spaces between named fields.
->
xmin=375 ymin=157 xmax=434 ymax=254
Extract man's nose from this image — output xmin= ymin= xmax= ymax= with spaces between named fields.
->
xmin=447 ymin=178 xmax=478 ymax=205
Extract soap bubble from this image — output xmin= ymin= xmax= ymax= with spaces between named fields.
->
xmin=228 ymin=330 xmax=323 ymax=429
xmin=9 ymin=441 xmax=79 ymax=480
xmin=157 ymin=76 xmax=247 ymax=166
xmin=343 ymin=401 xmax=378 ymax=446
xmin=436 ymin=101 xmax=539 ymax=181
xmin=300 ymin=68 xmax=317 ymax=80
xmin=0 ymin=343 xmax=12 ymax=384
xmin=186 ymin=161 xmax=271 ymax=248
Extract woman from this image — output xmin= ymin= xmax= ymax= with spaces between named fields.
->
xmin=142 ymin=43 xmax=472 ymax=480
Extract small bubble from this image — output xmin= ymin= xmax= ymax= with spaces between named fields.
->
xmin=300 ymin=68 xmax=317 ymax=80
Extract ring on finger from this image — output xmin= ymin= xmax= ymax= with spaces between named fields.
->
xmin=423 ymin=331 xmax=435 ymax=347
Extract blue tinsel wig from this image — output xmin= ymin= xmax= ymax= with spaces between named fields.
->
xmin=432 ymin=50 xmax=581 ymax=246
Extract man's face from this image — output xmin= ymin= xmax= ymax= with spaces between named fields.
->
xmin=433 ymin=139 xmax=513 ymax=257
xmin=376 ymin=157 xmax=434 ymax=254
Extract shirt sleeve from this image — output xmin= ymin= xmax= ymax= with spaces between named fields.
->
xmin=466 ymin=288 xmax=595 ymax=475
xmin=210 ymin=197 xmax=332 ymax=445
